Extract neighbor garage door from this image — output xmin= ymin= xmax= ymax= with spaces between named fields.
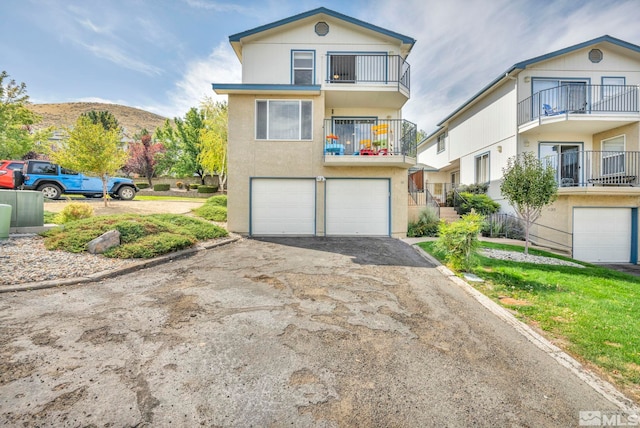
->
xmin=251 ymin=178 xmax=315 ymax=235
xmin=573 ymin=207 xmax=632 ymax=263
xmin=325 ymin=179 xmax=389 ymax=236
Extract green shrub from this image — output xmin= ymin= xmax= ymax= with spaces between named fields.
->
xmin=43 ymin=210 xmax=57 ymax=224
xmin=193 ymin=204 xmax=227 ymax=222
xmin=42 ymin=213 xmax=228 ymax=256
xmin=434 ymin=211 xmax=485 ymax=271
xmin=176 ymin=181 xmax=184 ymax=189
xmin=104 ymin=232 xmax=196 ymax=258
xmin=190 ymin=183 xmax=199 ymax=189
xmin=153 ymin=183 xmax=170 ymax=191
xmin=407 ymin=207 xmax=440 ymax=237
xmin=446 ymin=183 xmax=489 ymax=206
xmin=136 ymin=182 xmax=150 ymax=189
xmin=197 ymin=185 xmax=218 ymax=194
xmin=206 ymin=195 xmax=227 ymax=206
xmin=456 ymin=192 xmax=500 ymax=216
xmin=54 ymin=202 xmax=94 ymax=224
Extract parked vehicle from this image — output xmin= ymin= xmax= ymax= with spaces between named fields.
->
xmin=21 ymin=160 xmax=138 ymax=200
xmin=0 ymin=160 xmax=25 ymax=189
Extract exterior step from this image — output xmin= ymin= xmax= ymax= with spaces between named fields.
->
xmin=439 ymin=207 xmax=461 ymax=223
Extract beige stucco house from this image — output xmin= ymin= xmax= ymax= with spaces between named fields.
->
xmin=418 ymin=35 xmax=640 ymax=263
xmin=213 ymin=7 xmax=417 ymax=237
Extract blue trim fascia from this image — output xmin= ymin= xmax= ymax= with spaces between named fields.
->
xmin=212 ymin=83 xmax=321 ymax=91
xmin=436 ymin=35 xmax=640 ymax=127
xmin=631 ymin=208 xmax=638 ymax=263
xmin=229 ymin=7 xmax=416 ymax=46
xmin=291 ymin=49 xmax=316 ymax=85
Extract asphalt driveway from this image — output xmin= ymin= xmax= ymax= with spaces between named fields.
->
xmin=0 ymin=237 xmax=626 ymax=426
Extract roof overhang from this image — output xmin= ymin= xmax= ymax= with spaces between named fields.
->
xmin=212 ymin=84 xmax=321 ymax=96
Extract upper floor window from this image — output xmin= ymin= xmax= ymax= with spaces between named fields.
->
xmin=601 ymin=135 xmax=625 ymax=176
xmin=475 ymin=152 xmax=489 ymax=184
xmin=436 ymin=132 xmax=446 ymax=153
xmin=256 ymin=100 xmax=312 ymax=140
xmin=292 ymin=51 xmax=314 ymax=85
xmin=602 ymin=76 xmax=626 ymax=98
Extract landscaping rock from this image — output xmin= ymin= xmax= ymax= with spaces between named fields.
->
xmin=87 ymin=229 xmax=121 ymax=254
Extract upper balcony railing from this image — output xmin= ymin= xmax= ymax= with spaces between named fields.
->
xmin=544 ymin=150 xmax=640 ymax=188
xmin=518 ymin=84 xmax=639 ymax=126
xmin=323 ymin=118 xmax=417 ymax=158
xmin=326 ymin=54 xmax=410 ymax=95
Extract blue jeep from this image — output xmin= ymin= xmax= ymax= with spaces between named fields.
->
xmin=22 ymin=160 xmax=138 ymax=200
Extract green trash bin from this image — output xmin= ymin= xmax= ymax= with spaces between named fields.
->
xmin=0 ymin=204 xmax=11 ymax=239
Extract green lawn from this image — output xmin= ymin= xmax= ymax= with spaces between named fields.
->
xmin=418 ymin=240 xmax=640 ymax=400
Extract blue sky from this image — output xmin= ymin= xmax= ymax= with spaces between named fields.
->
xmin=3 ymin=0 xmax=640 ymax=134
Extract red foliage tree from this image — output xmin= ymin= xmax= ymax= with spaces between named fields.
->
xmin=124 ymin=131 xmax=164 ymax=186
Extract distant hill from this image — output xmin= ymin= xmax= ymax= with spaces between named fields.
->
xmin=28 ymin=102 xmax=170 ymax=139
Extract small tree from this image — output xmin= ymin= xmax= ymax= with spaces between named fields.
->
xmin=51 ymin=116 xmax=128 ymax=207
xmin=199 ymin=99 xmax=228 ymax=192
xmin=500 ymin=152 xmax=558 ymax=254
xmin=0 ymin=71 xmax=46 ymax=159
xmin=124 ymin=130 xmax=164 ymax=186
xmin=81 ymin=110 xmax=120 ymax=132
xmin=435 ymin=211 xmax=485 ymax=271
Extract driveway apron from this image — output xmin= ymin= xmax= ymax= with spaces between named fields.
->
xmin=0 ymin=237 xmax=627 ymax=426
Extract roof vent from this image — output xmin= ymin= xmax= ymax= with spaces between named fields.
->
xmin=315 ymin=22 xmax=329 ymax=36
xmin=589 ymin=48 xmax=603 ymax=63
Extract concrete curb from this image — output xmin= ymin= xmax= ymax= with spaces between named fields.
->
xmin=0 ymin=235 xmax=242 ymax=294
xmin=412 ymin=244 xmax=640 ymax=413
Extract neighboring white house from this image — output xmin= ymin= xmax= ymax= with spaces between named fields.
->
xmin=418 ymin=35 xmax=640 ymax=263
xmin=213 ymin=7 xmax=417 ymax=237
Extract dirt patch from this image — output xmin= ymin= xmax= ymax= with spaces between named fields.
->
xmin=44 ymin=199 xmax=205 ymax=216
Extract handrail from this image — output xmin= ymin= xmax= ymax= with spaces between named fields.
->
xmin=517 ymin=84 xmax=639 ymax=125
xmin=485 ymin=213 xmax=573 ymax=254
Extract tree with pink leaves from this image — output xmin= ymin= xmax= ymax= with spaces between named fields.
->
xmin=124 ymin=129 xmax=164 ymax=186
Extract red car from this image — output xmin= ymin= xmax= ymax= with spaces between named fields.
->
xmin=0 ymin=160 xmax=25 ymax=189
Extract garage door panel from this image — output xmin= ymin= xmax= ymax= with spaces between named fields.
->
xmin=573 ymin=208 xmax=631 ymax=263
xmin=251 ymin=179 xmax=315 ymax=235
xmin=326 ymin=179 xmax=389 ymax=236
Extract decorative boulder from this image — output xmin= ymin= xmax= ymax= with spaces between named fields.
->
xmin=87 ymin=230 xmax=121 ymax=254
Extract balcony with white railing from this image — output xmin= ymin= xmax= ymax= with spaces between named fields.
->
xmin=323 ymin=54 xmax=410 ymax=108
xmin=544 ymin=150 xmax=640 ymax=192
xmin=323 ymin=118 xmax=417 ymax=168
xmin=518 ymin=84 xmax=640 ymax=133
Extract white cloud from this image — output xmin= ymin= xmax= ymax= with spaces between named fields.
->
xmin=156 ymin=42 xmax=240 ymax=118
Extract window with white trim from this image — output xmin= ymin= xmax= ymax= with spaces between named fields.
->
xmin=292 ymin=51 xmax=314 ymax=85
xmin=436 ymin=132 xmax=446 ymax=153
xmin=602 ymin=135 xmax=625 ymax=176
xmin=602 ymin=76 xmax=626 ymax=99
xmin=256 ymin=100 xmax=312 ymax=140
xmin=475 ymin=152 xmax=489 ymax=184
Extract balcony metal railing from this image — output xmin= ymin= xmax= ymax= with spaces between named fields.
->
xmin=326 ymin=54 xmax=410 ymax=94
xmin=517 ymin=84 xmax=639 ymax=125
xmin=323 ymin=118 xmax=417 ymax=157
xmin=543 ymin=150 xmax=640 ymax=187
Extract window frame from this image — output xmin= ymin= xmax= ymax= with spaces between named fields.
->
xmin=601 ymin=134 xmax=626 ymax=176
xmin=601 ymin=76 xmax=626 ymax=99
xmin=291 ymin=50 xmax=315 ymax=86
xmin=474 ymin=152 xmax=490 ymax=184
xmin=436 ymin=132 xmax=446 ymax=153
xmin=255 ymin=99 xmax=313 ymax=141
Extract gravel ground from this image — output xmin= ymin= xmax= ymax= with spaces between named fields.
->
xmin=480 ymin=248 xmax=585 ymax=268
xmin=0 ymin=235 xmax=137 ymax=286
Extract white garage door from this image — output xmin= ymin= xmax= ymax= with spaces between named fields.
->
xmin=251 ymin=179 xmax=315 ymax=235
xmin=326 ymin=179 xmax=389 ymax=236
xmin=573 ymin=208 xmax=631 ymax=263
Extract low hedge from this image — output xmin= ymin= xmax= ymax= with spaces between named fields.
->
xmin=197 ymin=185 xmax=218 ymax=194
xmin=136 ymin=183 xmax=150 ymax=189
xmin=153 ymin=183 xmax=170 ymax=191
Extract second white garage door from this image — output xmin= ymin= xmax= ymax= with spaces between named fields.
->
xmin=325 ymin=179 xmax=389 ymax=236
xmin=251 ymin=178 xmax=316 ymax=235
xmin=573 ymin=207 xmax=631 ymax=263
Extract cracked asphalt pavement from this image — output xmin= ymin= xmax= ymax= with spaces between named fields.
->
xmin=0 ymin=237 xmax=623 ymax=426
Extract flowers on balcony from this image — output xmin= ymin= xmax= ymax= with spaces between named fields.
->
xmin=326 ymin=134 xmax=339 ymax=140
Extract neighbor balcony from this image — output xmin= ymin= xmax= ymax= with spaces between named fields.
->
xmin=323 ymin=118 xmax=417 ymax=168
xmin=517 ymin=84 xmax=640 ymax=133
xmin=323 ymin=54 xmax=410 ymax=109
xmin=545 ymin=150 xmax=640 ymax=192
